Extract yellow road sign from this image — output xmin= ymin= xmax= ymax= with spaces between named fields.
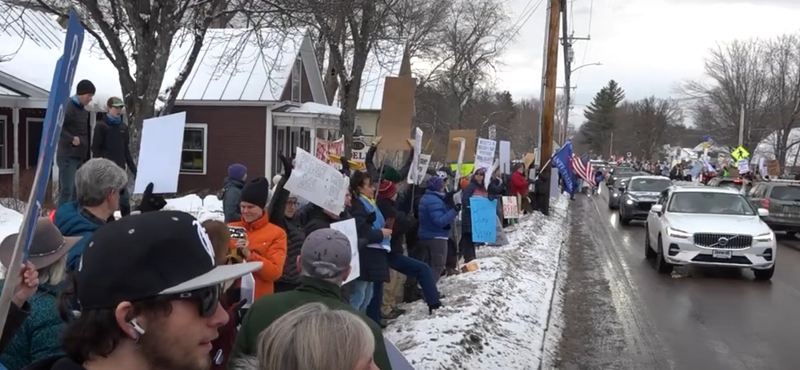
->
xmin=731 ymin=146 xmax=750 ymax=161
xmin=702 ymin=142 xmax=709 ymax=149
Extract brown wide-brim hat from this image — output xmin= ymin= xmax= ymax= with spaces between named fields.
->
xmin=0 ymin=218 xmax=82 ymax=269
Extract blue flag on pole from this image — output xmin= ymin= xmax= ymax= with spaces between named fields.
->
xmin=552 ymin=140 xmax=577 ymax=195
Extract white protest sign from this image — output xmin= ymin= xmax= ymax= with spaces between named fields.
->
xmin=408 ymin=128 xmax=424 ymax=184
xmin=408 ymin=153 xmax=431 ymax=184
xmin=474 ymin=138 xmax=496 ymax=173
xmin=330 ymin=218 xmax=360 ymax=284
xmin=134 ymin=112 xmax=186 ymax=194
xmin=738 ymin=159 xmax=750 ymax=173
xmin=284 ymin=148 xmax=349 ymax=214
xmin=499 ymin=140 xmax=511 ymax=174
xmin=502 ymin=196 xmax=519 ymax=219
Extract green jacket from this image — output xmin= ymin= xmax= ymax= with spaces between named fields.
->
xmin=230 ymin=277 xmax=392 ymax=370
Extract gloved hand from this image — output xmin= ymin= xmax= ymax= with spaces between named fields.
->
xmin=340 ymin=156 xmax=352 ymax=176
xmin=453 ymin=203 xmax=462 ymax=213
xmin=278 ymin=154 xmax=292 ymax=178
xmin=487 ymin=194 xmax=497 ymax=201
xmin=137 ymin=182 xmax=167 ymax=213
xmin=366 ymin=212 xmax=377 ymax=225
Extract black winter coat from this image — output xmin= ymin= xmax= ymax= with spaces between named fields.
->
xmin=349 ymin=196 xmax=390 ymax=283
xmin=267 ymin=163 xmax=305 ymax=286
xmin=376 ymin=198 xmax=413 ymax=255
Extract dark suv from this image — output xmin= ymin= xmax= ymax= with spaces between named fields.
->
xmin=748 ymin=182 xmax=800 ymax=235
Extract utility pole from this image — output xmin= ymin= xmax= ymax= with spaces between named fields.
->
xmin=540 ymin=0 xmax=561 ymax=215
xmin=738 ymin=103 xmax=745 ymax=147
xmin=560 ymin=0 xmax=571 ymax=146
xmin=609 ymin=131 xmax=614 ymax=159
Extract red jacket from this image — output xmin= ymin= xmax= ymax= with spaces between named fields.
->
xmin=510 ymin=171 xmax=528 ymax=195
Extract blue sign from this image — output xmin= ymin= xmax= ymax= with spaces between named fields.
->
xmin=552 ymin=141 xmax=577 ymax=195
xmin=470 ymin=197 xmax=498 ymax=243
xmin=701 ymin=135 xmax=711 ymax=143
xmin=21 ymin=9 xmax=85 ymax=261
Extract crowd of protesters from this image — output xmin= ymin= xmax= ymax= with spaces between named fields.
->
xmin=0 ymin=81 xmax=547 ymax=370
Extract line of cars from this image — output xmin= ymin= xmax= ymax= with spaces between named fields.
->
xmin=605 ymin=172 xmax=778 ymax=281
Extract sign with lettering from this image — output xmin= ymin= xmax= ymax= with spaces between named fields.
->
xmin=502 ymin=196 xmax=519 ymax=219
xmin=470 ymin=197 xmax=498 ymax=243
xmin=737 ymin=159 xmax=750 ymax=173
xmin=474 ymin=138 xmax=496 ymax=173
xmin=284 ymin=148 xmax=349 ymax=214
xmin=330 ymin=218 xmax=360 ymax=284
xmin=408 ymin=153 xmax=431 ymax=184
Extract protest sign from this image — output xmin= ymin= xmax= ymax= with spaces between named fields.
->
xmin=407 ymin=128 xmax=424 ymax=184
xmin=330 ymin=218 xmax=360 ymax=284
xmin=470 ymin=197 xmax=498 ymax=243
xmin=284 ymin=148 xmax=349 ymax=214
xmin=134 ymin=112 xmax=186 ymax=193
xmin=407 ymin=154 xmax=431 ymax=184
xmin=502 ymin=196 xmax=519 ymax=219
xmin=0 ymin=8 xmax=84 ymax=338
xmin=499 ymin=140 xmax=511 ymax=174
xmin=384 ymin=339 xmax=414 ymax=370
xmin=474 ymin=138 xmax=496 ymax=172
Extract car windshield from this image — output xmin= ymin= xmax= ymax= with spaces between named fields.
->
xmin=770 ymin=186 xmax=800 ymax=201
xmin=629 ymin=178 xmax=671 ymax=192
xmin=668 ymin=192 xmax=755 ymax=215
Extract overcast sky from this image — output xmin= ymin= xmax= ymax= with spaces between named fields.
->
xmin=496 ymin=0 xmax=800 ymax=129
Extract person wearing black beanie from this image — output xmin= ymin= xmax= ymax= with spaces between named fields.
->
xmin=56 ymin=79 xmax=95 ymax=207
xmin=228 ymin=176 xmax=288 ymax=299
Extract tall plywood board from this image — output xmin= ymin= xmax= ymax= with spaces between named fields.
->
xmin=376 ymin=77 xmax=416 ymax=151
xmin=447 ymin=129 xmax=477 ymax=161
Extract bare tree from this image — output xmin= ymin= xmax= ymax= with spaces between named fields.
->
xmin=681 ymin=39 xmax=772 ymax=152
xmin=435 ymin=0 xmax=513 ymax=129
xmin=761 ymin=34 xmax=800 ymax=167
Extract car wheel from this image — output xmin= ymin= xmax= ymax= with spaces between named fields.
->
xmin=753 ymin=265 xmax=775 ymax=281
xmin=619 ymin=208 xmax=630 ymax=225
xmin=644 ymin=226 xmax=656 ymax=260
xmin=655 ymin=236 xmax=673 ymax=274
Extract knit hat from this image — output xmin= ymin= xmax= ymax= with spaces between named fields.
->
xmin=76 ymin=79 xmax=96 ymax=95
xmin=300 ymin=229 xmax=352 ymax=279
xmin=227 ymin=163 xmax=247 ymax=181
xmin=378 ymin=179 xmax=398 ymax=199
xmin=240 ymin=177 xmax=270 ymax=208
xmin=427 ymin=176 xmax=444 ymax=192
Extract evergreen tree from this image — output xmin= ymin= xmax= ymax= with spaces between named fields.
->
xmin=580 ymin=80 xmax=625 ymax=155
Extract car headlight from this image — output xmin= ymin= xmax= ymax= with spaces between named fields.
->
xmin=754 ymin=232 xmax=774 ymax=242
xmin=625 ymin=199 xmax=634 ymax=205
xmin=613 ymin=193 xmax=619 ymax=197
xmin=667 ymin=227 xmax=692 ymax=239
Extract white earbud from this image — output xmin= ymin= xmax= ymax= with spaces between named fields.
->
xmin=128 ymin=319 xmax=146 ymax=335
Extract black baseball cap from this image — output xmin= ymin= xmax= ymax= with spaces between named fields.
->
xmin=76 ymin=211 xmax=262 ymax=310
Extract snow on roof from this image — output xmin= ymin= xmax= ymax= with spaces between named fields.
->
xmin=0 ymin=4 xmax=124 ymax=111
xmin=286 ymin=102 xmax=341 ymax=115
xmin=169 ymin=28 xmax=307 ymax=101
xmin=0 ymin=85 xmax=21 ymax=97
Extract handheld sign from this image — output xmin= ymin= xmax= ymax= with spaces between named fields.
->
xmin=0 ymin=8 xmax=84 ymax=337
xmin=470 ymin=197 xmax=498 ymax=243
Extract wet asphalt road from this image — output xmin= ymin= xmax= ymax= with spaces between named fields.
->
xmin=554 ymin=188 xmax=800 ymax=370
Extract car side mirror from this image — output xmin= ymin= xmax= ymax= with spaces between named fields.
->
xmin=757 ymin=208 xmax=769 ymax=217
xmin=650 ymin=204 xmax=663 ymax=214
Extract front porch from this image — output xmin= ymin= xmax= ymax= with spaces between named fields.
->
xmin=271 ymin=102 xmax=341 ymax=176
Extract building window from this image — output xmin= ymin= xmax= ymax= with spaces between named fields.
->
xmin=26 ymin=118 xmax=44 ymax=169
xmin=0 ymin=115 xmax=7 ymax=169
xmin=181 ymin=124 xmax=207 ymax=175
xmin=291 ymin=57 xmax=302 ymax=103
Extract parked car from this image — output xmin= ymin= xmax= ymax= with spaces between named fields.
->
xmin=618 ymin=176 xmax=672 ymax=225
xmin=645 ymin=186 xmax=775 ymax=280
xmin=747 ymin=181 xmax=800 ymax=236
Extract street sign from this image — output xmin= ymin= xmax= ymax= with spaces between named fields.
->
xmin=702 ymin=142 xmax=709 ymax=149
xmin=731 ymin=146 xmax=750 ymax=161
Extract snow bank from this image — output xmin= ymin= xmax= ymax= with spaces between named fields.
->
xmin=385 ymin=195 xmax=570 ymax=370
xmin=0 ymin=204 xmax=23 ymax=277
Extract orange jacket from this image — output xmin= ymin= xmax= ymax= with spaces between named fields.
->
xmin=228 ymin=214 xmax=287 ymax=299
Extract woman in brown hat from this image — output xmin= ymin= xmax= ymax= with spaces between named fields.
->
xmin=0 ymin=218 xmax=82 ymax=370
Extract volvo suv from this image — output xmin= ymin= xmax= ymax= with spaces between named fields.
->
xmin=644 ymin=186 xmax=775 ymax=280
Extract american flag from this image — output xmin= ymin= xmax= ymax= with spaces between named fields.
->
xmin=572 ymin=153 xmax=595 ymax=187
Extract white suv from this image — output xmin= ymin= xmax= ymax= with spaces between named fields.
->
xmin=645 ymin=185 xmax=776 ymax=280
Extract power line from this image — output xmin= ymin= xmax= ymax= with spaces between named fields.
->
xmin=573 ymin=0 xmax=594 ymax=87
xmin=501 ymin=0 xmax=546 ymax=50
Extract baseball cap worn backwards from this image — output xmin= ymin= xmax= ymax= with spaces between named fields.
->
xmin=300 ymin=229 xmax=351 ymax=279
xmin=76 ymin=211 xmax=262 ymax=310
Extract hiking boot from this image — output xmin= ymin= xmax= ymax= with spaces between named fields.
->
xmin=428 ymin=302 xmax=443 ymax=315
xmin=383 ymin=308 xmax=406 ymax=320
xmin=445 ymin=268 xmax=460 ymax=276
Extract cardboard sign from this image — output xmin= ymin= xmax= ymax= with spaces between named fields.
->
xmin=376 ymin=77 xmax=416 ymax=151
xmin=767 ymin=159 xmax=780 ymax=177
xmin=447 ymin=130 xmax=476 ymax=161
xmin=502 ymin=196 xmax=519 ymax=219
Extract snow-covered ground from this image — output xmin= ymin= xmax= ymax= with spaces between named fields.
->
xmin=384 ymin=195 xmax=571 ymax=370
xmin=1 ymin=193 xmax=572 ymax=369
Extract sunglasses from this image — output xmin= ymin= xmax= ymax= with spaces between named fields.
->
xmin=162 ymin=285 xmax=221 ymax=318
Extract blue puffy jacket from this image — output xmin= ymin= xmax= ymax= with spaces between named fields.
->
xmin=52 ymin=202 xmax=102 ymax=272
xmin=417 ymin=189 xmax=458 ymax=240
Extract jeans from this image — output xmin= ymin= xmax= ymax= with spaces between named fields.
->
xmin=446 ymin=238 xmax=458 ymax=270
xmin=57 ymin=156 xmax=82 ymax=207
xmin=460 ymin=233 xmax=476 ymax=263
xmin=387 ymin=253 xmax=440 ymax=306
xmin=420 ymin=239 xmax=448 ymax=284
xmin=366 ymin=282 xmax=383 ymax=324
xmin=119 ymin=187 xmax=131 ymax=217
xmin=348 ymin=280 xmax=373 ymax=312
